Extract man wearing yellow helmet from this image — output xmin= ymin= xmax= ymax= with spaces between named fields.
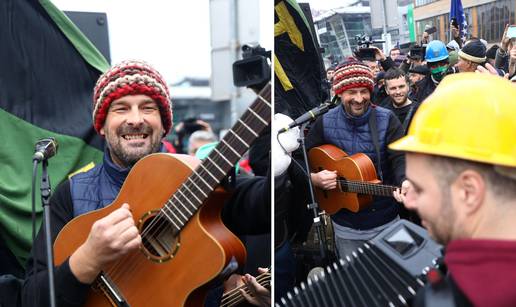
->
xmin=390 ymin=73 xmax=516 ymax=306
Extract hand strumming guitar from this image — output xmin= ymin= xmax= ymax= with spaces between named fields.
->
xmin=69 ymin=203 xmax=141 ymax=283
xmin=311 ymin=170 xmax=338 ymax=190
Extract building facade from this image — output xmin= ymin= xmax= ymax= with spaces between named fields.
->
xmin=313 ymin=2 xmax=372 ymax=65
xmin=414 ymin=0 xmax=515 ymax=44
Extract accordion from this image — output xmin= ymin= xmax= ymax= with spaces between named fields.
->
xmin=277 ymin=220 xmax=442 ymax=307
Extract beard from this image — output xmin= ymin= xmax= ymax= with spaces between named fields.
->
xmin=424 ymin=187 xmax=456 ymax=245
xmin=392 ymin=93 xmax=409 ymax=107
xmin=344 ymin=99 xmax=370 ymax=117
xmin=105 ymin=124 xmax=163 ymax=168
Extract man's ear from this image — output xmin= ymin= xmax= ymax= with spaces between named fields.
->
xmin=455 ymin=169 xmax=486 ymax=215
xmin=99 ymin=126 xmax=105 ymax=136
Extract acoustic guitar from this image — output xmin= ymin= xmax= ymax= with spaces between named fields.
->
xmin=53 ymin=83 xmax=271 ymax=306
xmin=308 ymin=144 xmax=398 ymax=214
xmin=220 ymin=268 xmax=271 ymax=307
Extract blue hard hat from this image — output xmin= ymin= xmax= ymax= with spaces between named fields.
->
xmin=425 ymin=40 xmax=449 ymax=63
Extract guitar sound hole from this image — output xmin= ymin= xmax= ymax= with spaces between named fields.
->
xmin=139 ymin=211 xmax=180 ymax=262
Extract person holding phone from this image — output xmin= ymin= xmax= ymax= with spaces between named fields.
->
xmin=450 ymin=18 xmax=463 ymax=49
xmin=421 ymin=25 xmax=436 ymax=46
xmin=495 ymin=24 xmax=516 ymax=75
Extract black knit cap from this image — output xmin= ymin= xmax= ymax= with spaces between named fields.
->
xmin=459 ymin=39 xmax=487 ymax=64
xmin=486 ymin=44 xmax=499 ymax=60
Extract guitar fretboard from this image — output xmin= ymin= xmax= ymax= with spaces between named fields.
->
xmin=339 ymin=180 xmax=398 ymax=197
xmin=160 ymin=84 xmax=271 ymax=231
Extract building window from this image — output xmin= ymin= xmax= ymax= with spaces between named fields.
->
xmin=476 ymin=0 xmax=515 ymax=43
xmin=414 ymin=0 xmax=438 ymax=8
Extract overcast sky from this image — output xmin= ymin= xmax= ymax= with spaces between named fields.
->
xmin=52 ymin=0 xmax=272 ymax=83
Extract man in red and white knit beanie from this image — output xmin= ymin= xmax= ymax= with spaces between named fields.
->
xmin=93 ymin=59 xmax=172 ymax=167
xmin=308 ymin=56 xmax=408 ymax=261
xmin=93 ymin=60 xmax=172 ymax=135
xmin=332 ymin=57 xmax=375 ymax=117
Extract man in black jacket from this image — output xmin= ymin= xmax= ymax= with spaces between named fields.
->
xmin=381 ymin=68 xmax=421 ymax=135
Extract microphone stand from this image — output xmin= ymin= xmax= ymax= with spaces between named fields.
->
xmin=298 ymin=121 xmax=330 ymax=266
xmin=40 ymin=159 xmax=56 ymax=307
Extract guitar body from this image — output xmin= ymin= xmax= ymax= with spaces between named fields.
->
xmin=54 ymin=153 xmax=246 ymax=306
xmin=308 ymin=144 xmax=379 ymax=214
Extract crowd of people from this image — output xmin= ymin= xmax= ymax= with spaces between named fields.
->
xmin=275 ymin=22 xmax=516 ymax=306
xmin=2 ymin=4 xmax=516 ymax=307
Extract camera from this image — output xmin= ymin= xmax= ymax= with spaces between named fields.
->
xmin=408 ymin=45 xmax=426 ymax=60
xmin=232 ymin=44 xmax=271 ymax=92
xmin=425 ymin=26 xmax=437 ymax=35
xmin=182 ymin=117 xmax=203 ymax=134
xmin=353 ymin=35 xmax=385 ymax=61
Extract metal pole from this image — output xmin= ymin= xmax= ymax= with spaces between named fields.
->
xmin=229 ymin=0 xmax=240 ymax=124
xmin=381 ymin=0 xmax=389 ymax=53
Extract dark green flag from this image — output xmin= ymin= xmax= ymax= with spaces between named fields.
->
xmin=0 ymin=0 xmax=108 ymax=266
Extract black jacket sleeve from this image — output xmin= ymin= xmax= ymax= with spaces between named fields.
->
xmin=385 ymin=113 xmax=406 ymax=185
xmin=305 ymin=117 xmax=326 ymax=151
xmin=379 ymin=57 xmax=396 ymax=72
xmin=22 ymin=180 xmax=91 ymax=307
xmin=399 ymin=60 xmax=410 ymax=73
xmin=495 ymin=48 xmax=509 ymax=72
xmin=221 ymin=173 xmax=270 ymax=236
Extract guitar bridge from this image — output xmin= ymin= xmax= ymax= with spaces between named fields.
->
xmin=94 ymin=272 xmax=130 ymax=307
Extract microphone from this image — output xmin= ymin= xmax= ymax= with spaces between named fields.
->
xmin=33 ymin=137 xmax=58 ymax=162
xmin=278 ymin=96 xmax=339 ymax=134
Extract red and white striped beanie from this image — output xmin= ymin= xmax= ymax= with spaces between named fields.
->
xmin=92 ymin=60 xmax=172 ymax=134
xmin=332 ymin=58 xmax=374 ymax=95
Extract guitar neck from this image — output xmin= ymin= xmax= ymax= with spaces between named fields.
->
xmin=161 ymin=83 xmax=271 ymax=232
xmin=220 ymin=271 xmax=271 ymax=307
xmin=339 ymin=180 xmax=398 ymax=197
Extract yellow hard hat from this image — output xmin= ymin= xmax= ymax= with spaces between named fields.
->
xmin=389 ymin=73 xmax=516 ymax=167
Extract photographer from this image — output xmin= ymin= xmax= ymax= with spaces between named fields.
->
xmin=171 ymin=118 xmax=213 ymax=154
xmin=399 ymin=46 xmax=426 ymax=73
xmin=450 ymin=18 xmax=463 ymax=49
xmin=421 ymin=25 xmax=436 ymax=46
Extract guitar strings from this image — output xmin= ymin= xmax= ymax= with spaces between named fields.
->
xmin=136 ymin=84 xmax=270 ymax=243
xmin=108 ymin=85 xmax=271 ymax=281
xmin=104 ymin=91 xmax=271 ymax=285
xmin=135 ymin=96 xmax=270 ymax=243
xmin=337 ymin=179 xmax=398 ymax=196
xmin=106 ymin=115 xmax=258 ymax=282
xmin=107 ymin=113 xmax=261 ymax=281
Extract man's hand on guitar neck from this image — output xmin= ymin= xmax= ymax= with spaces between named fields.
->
xmin=240 ymin=268 xmax=271 ymax=307
xmin=393 ymin=180 xmax=411 ymax=204
xmin=311 ymin=170 xmax=338 ymax=190
xmin=69 ymin=203 xmax=142 ymax=284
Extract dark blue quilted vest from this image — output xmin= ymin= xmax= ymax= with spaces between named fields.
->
xmin=322 ymin=105 xmax=399 ymax=229
xmin=69 ymin=150 xmax=130 ymax=217
xmin=69 ymin=145 xmax=170 ymax=217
